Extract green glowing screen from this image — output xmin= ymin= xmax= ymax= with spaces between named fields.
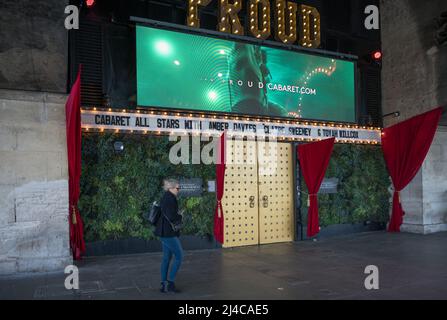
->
xmin=136 ymin=25 xmax=356 ymax=122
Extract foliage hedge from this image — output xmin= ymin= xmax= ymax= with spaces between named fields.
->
xmin=300 ymin=144 xmax=390 ymax=227
xmin=79 ymin=134 xmax=390 ymax=242
xmin=79 ymin=133 xmax=216 ymax=242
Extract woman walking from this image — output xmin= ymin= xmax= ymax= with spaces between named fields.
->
xmin=155 ymin=179 xmax=184 ymax=293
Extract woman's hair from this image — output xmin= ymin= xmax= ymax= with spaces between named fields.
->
xmin=163 ymin=178 xmax=179 ymax=191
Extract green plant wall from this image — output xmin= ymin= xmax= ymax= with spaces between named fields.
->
xmin=300 ymin=144 xmax=391 ymax=227
xmin=80 ymin=134 xmax=391 ymax=242
xmin=79 ymin=133 xmax=216 ymax=242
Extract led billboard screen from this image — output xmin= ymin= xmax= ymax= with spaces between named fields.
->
xmin=137 ymin=25 xmax=356 ymax=122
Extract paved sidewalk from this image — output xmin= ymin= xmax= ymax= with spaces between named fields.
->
xmin=1 ymin=231 xmax=447 ymax=300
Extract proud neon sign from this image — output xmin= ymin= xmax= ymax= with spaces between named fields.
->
xmin=187 ymin=0 xmax=321 ymax=48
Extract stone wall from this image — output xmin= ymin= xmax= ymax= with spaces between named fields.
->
xmin=400 ymin=128 xmax=447 ymax=234
xmin=420 ymin=127 xmax=447 ymax=233
xmin=381 ymin=0 xmax=447 ymax=233
xmin=0 ymin=0 xmax=68 ymax=93
xmin=380 ymin=0 xmax=447 ymax=127
xmin=0 ymin=89 xmax=71 ymax=274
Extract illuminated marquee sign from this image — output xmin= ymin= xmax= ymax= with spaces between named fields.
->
xmin=187 ymin=0 xmax=321 ymax=48
xmin=81 ymin=109 xmax=382 ymax=145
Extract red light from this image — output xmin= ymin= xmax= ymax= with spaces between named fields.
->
xmin=373 ymin=51 xmax=382 ymax=60
xmin=86 ymin=0 xmax=95 ymax=7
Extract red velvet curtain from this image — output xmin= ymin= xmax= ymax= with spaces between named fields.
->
xmin=214 ymin=132 xmax=226 ymax=244
xmin=382 ymin=107 xmax=442 ymax=232
xmin=298 ymin=138 xmax=335 ymax=238
xmin=66 ymin=67 xmax=86 ymax=260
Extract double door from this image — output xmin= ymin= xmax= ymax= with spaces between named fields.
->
xmin=222 ymin=139 xmax=295 ymax=248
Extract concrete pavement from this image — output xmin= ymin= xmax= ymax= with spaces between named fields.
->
xmin=1 ymin=231 xmax=447 ymax=300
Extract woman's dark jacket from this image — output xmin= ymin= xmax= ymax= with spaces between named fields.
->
xmin=155 ymin=191 xmax=182 ymax=238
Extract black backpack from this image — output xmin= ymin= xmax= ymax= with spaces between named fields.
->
xmin=147 ymin=201 xmax=161 ymax=225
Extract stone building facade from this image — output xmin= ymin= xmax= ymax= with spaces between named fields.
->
xmin=0 ymin=0 xmax=71 ymax=274
xmin=381 ymin=0 xmax=447 ymax=233
xmin=1 ymin=0 xmax=446 ymax=275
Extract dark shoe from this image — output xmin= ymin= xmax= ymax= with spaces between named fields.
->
xmin=160 ymin=281 xmax=168 ymax=293
xmin=167 ymin=281 xmax=181 ymax=293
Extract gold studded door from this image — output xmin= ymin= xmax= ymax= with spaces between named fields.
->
xmin=222 ymin=139 xmax=259 ymax=248
xmin=258 ymin=142 xmax=295 ymax=244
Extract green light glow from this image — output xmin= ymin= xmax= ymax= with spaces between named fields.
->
xmin=208 ymin=91 xmax=218 ymax=101
xmin=155 ymin=40 xmax=172 ymax=56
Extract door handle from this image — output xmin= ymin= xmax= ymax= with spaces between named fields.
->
xmin=249 ymin=196 xmax=255 ymax=208
xmin=262 ymin=195 xmax=269 ymax=208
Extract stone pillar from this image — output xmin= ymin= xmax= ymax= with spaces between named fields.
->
xmin=419 ymin=127 xmax=447 ymax=233
xmin=0 ymin=89 xmax=72 ymax=274
xmin=381 ymin=0 xmax=447 ymax=233
xmin=400 ymin=128 xmax=447 ymax=234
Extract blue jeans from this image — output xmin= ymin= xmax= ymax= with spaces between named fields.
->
xmin=160 ymin=237 xmax=183 ymax=282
